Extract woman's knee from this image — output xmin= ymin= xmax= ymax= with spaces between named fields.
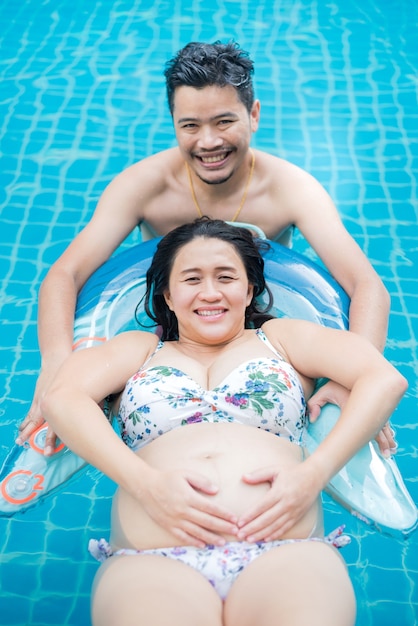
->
xmin=91 ymin=554 xmax=223 ymax=626
xmin=224 ymin=542 xmax=356 ymax=626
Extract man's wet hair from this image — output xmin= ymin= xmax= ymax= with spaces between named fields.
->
xmin=164 ymin=41 xmax=255 ymax=115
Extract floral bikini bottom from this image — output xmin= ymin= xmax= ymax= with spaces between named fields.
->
xmin=89 ymin=526 xmax=350 ymax=600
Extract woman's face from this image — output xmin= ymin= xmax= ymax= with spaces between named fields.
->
xmin=164 ymin=237 xmax=254 ymax=344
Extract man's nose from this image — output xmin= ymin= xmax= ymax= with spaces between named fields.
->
xmin=197 ymin=126 xmax=223 ymax=150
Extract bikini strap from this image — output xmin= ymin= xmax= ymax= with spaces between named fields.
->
xmin=255 ymin=328 xmax=286 ymax=362
xmin=139 ymin=339 xmax=164 ymax=370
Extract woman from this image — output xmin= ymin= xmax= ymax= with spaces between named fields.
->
xmin=43 ymin=218 xmax=407 ymax=626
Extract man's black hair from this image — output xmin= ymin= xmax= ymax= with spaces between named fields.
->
xmin=164 ymin=41 xmax=255 ymax=115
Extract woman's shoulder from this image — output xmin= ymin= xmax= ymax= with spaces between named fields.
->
xmin=261 ymin=317 xmax=307 ymax=334
xmin=70 ymin=331 xmax=160 ymax=378
xmin=260 ymin=318 xmax=321 ymax=358
xmin=262 ymin=318 xmax=320 ymax=334
xmin=259 ymin=319 xmax=292 ymax=359
xmin=109 ymin=330 xmax=160 ymax=349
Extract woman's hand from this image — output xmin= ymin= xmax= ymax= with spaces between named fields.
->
xmin=235 ymin=464 xmax=321 ymax=541
xmin=137 ymin=466 xmax=239 ymax=547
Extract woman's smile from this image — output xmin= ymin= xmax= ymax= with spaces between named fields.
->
xmin=163 ymin=237 xmax=253 ymax=344
xmin=195 ymin=308 xmax=227 ymax=317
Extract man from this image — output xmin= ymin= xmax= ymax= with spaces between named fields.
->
xmin=18 ymin=41 xmax=393 ymax=454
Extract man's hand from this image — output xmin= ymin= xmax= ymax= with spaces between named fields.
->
xmin=16 ymin=369 xmax=60 ymax=455
xmin=374 ymin=423 xmax=397 ymax=458
xmin=308 ymin=380 xmax=397 ymax=458
xmin=307 ymin=380 xmax=349 ymax=423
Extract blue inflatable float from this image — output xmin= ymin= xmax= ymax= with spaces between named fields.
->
xmin=0 ymin=237 xmax=417 ymax=537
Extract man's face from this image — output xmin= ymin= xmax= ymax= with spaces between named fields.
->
xmin=172 ymin=84 xmax=260 ymax=185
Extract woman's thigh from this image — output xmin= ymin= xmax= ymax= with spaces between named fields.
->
xmin=224 ymin=541 xmax=356 ymax=626
xmin=91 ymin=554 xmax=223 ymax=626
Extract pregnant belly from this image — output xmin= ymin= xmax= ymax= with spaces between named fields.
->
xmin=111 ymin=422 xmax=322 ymax=550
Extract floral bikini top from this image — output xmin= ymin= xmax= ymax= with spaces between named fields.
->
xmin=116 ymin=328 xmax=307 ymax=451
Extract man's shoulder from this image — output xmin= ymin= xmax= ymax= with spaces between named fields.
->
xmin=252 ymin=150 xmax=318 ymax=200
xmin=254 ymin=149 xmax=305 ymax=175
xmin=111 ymin=147 xmax=182 ymax=193
xmin=128 ymin=147 xmax=181 ymax=172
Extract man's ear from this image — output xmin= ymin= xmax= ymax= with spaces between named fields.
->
xmin=250 ymin=100 xmax=260 ymax=131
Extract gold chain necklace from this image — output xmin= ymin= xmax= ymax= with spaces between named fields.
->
xmin=185 ymin=149 xmax=255 ymax=222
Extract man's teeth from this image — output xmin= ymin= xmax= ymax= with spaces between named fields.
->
xmin=201 ymin=155 xmax=224 ymax=164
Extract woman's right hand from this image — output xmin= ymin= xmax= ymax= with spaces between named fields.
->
xmin=137 ymin=466 xmax=239 ymax=547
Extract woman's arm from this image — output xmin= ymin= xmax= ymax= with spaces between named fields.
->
xmin=278 ymin=319 xmax=407 ymax=479
xmin=41 ymin=332 xmax=158 ymax=485
xmin=41 ymin=332 xmax=239 ymax=546
xmin=237 ymin=319 xmax=407 ymax=541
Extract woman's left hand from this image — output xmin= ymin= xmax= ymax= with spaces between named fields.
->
xmin=236 ymin=464 xmax=320 ymax=541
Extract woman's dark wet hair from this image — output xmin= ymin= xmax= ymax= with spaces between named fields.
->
xmin=137 ymin=217 xmax=274 ymax=341
xmin=164 ymin=41 xmax=255 ymax=115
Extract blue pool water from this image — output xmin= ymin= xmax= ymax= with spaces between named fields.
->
xmin=0 ymin=0 xmax=417 ymax=624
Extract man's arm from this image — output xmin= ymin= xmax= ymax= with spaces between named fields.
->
xmin=281 ymin=163 xmax=390 ymax=349
xmin=18 ymin=165 xmax=146 ymax=447
xmin=306 ymin=216 xmax=390 ymax=349
xmin=306 ymin=221 xmax=394 ymax=454
xmin=283 ymin=164 xmax=393 ymax=454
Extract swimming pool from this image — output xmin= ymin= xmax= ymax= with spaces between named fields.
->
xmin=0 ymin=0 xmax=417 ymax=624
